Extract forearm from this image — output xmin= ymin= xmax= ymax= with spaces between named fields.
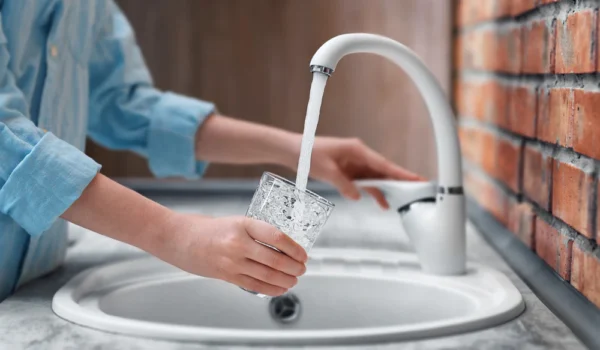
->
xmin=61 ymin=174 xmax=181 ymax=254
xmin=195 ymin=114 xmax=301 ymax=169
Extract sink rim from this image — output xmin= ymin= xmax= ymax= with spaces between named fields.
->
xmin=52 ymin=248 xmax=525 ymax=345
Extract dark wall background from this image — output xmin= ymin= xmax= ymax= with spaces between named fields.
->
xmin=87 ymin=0 xmax=452 ymax=180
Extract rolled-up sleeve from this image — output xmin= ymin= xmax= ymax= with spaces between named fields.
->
xmin=87 ymin=1 xmax=214 ymax=179
xmin=0 ymin=17 xmax=101 ymax=236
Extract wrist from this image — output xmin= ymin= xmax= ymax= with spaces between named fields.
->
xmin=275 ymin=132 xmax=302 ymax=170
xmin=145 ymin=210 xmax=214 ymax=260
xmin=141 ymin=208 xmax=185 ymax=256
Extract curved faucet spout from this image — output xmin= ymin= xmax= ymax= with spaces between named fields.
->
xmin=310 ymin=33 xmax=466 ymax=275
xmin=310 ymin=33 xmax=461 ymax=188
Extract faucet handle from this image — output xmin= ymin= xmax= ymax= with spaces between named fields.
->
xmin=354 ymin=180 xmax=437 ymax=211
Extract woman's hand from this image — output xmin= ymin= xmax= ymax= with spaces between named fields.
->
xmin=308 ymin=137 xmax=423 ymax=209
xmin=193 ymin=114 xmax=423 ymax=208
xmin=63 ymin=174 xmax=307 ymax=297
xmin=157 ymin=214 xmax=308 ymax=297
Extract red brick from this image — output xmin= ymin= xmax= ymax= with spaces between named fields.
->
xmin=475 ymin=81 xmax=508 ymax=124
xmin=523 ymin=144 xmax=553 ymax=210
xmin=508 ymin=201 xmax=536 ymax=248
xmin=461 ymin=128 xmax=521 ymax=192
xmin=536 ymin=86 xmax=550 ymax=139
xmin=483 ymin=30 xmax=500 ymax=71
xmin=535 ymin=218 xmax=558 ymax=271
xmin=455 ymin=0 xmax=467 ymax=27
xmin=455 ymin=0 xmax=475 ymax=27
xmin=461 ymin=28 xmax=521 ymax=73
xmin=598 ymin=11 xmax=600 ymax=73
xmin=571 ymin=239 xmax=600 ymax=307
xmin=455 ymin=80 xmax=508 ymax=125
xmin=454 ymin=80 xmax=468 ymax=115
xmin=535 ymin=217 xmax=573 ymax=280
xmin=507 ymin=85 xmax=537 ymax=137
xmin=552 ymin=159 xmax=595 ymax=238
xmin=522 ymin=19 xmax=556 ymax=74
xmin=556 ymin=10 xmax=597 ymax=73
xmin=536 ymin=88 xmax=574 ymax=147
xmin=540 ymin=0 xmax=558 ymax=3
xmin=479 ymin=131 xmax=522 ymax=193
xmin=496 ymin=26 xmax=522 ymax=73
xmin=481 ymin=81 xmax=509 ymax=125
xmin=454 ymin=80 xmax=476 ymax=117
xmin=598 ymin=181 xmax=600 ymax=238
xmin=459 ymin=126 xmax=480 ymax=162
xmin=461 ymin=29 xmax=498 ymax=71
xmin=511 ymin=0 xmax=536 ymax=16
xmin=559 ymin=236 xmax=574 ymax=281
xmin=481 ymin=0 xmax=512 ymax=21
xmin=465 ymin=171 xmax=510 ymax=224
xmin=480 ymin=130 xmax=497 ymax=174
xmin=495 ymin=136 xmax=522 ymax=193
xmin=458 ymin=31 xmax=477 ymax=69
xmin=456 ymin=0 xmax=512 ymax=26
xmin=572 ymin=90 xmax=600 ymax=159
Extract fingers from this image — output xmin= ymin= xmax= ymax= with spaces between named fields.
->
xmin=363 ymin=147 xmax=424 ymax=181
xmin=242 ymin=259 xmax=298 ymax=289
xmin=244 ymin=219 xmax=308 ymax=263
xmin=247 ymin=241 xmax=307 ymax=276
xmin=233 ymin=274 xmax=288 ymax=297
xmin=330 ymin=169 xmax=361 ymax=201
xmin=363 ymin=187 xmax=389 ymax=209
xmin=388 ymin=164 xmax=423 ymax=181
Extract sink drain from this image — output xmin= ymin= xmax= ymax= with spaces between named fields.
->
xmin=269 ymin=293 xmax=301 ymax=324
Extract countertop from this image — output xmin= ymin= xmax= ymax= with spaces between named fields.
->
xmin=0 ymin=191 xmax=585 ymax=349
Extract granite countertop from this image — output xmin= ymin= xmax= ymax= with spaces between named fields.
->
xmin=0 ymin=193 xmax=585 ymax=350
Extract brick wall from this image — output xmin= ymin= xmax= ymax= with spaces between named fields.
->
xmin=454 ymin=0 xmax=600 ymax=308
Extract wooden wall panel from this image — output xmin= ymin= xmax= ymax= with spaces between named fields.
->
xmin=87 ymin=0 xmax=452 ymax=180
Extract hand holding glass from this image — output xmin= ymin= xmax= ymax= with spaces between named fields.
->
xmin=242 ymin=172 xmax=334 ymax=298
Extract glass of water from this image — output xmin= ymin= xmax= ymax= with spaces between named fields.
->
xmin=242 ymin=172 xmax=335 ymax=298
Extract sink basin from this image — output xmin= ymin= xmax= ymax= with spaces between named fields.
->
xmin=52 ymin=248 xmax=524 ymax=345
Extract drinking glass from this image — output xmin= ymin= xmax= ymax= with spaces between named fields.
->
xmin=242 ymin=172 xmax=335 ymax=298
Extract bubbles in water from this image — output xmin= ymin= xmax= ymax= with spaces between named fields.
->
xmin=246 ymin=176 xmax=333 ymax=252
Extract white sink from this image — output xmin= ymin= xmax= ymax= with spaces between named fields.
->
xmin=52 ymin=248 xmax=524 ymax=345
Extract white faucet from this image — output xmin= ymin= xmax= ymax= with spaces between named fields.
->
xmin=310 ymin=33 xmax=466 ymax=275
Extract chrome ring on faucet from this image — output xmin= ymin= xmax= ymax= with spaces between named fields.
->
xmin=438 ymin=186 xmax=464 ymax=195
xmin=310 ymin=65 xmax=334 ymax=76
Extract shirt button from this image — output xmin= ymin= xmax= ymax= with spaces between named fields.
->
xmin=50 ymin=45 xmax=58 ymax=57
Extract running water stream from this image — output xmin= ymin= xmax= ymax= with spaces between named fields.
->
xmin=294 ymin=73 xmax=328 ymax=191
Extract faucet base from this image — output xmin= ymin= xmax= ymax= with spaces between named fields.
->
xmin=400 ymin=196 xmax=467 ymax=276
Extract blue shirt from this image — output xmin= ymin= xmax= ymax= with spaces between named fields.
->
xmin=0 ymin=0 xmax=214 ymax=301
